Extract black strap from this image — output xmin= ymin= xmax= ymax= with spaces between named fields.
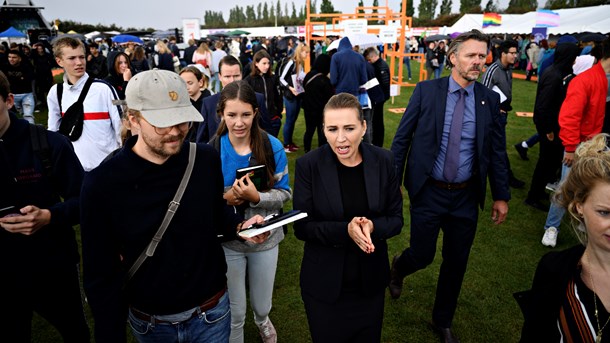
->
xmin=57 ymin=77 xmax=94 ymax=116
xmin=29 ymin=124 xmax=52 ymax=179
xmin=57 ymin=83 xmax=63 ymax=114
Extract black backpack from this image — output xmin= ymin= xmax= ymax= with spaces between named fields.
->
xmin=57 ymin=77 xmax=94 ymax=141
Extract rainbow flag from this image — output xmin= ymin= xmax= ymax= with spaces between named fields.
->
xmin=482 ymin=13 xmax=502 ymax=28
xmin=536 ymin=9 xmax=560 ymax=27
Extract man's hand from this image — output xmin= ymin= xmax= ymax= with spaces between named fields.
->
xmin=491 ymin=200 xmax=508 ymax=225
xmin=0 ymin=205 xmax=51 ymax=235
xmin=563 ymin=152 xmax=574 ymax=167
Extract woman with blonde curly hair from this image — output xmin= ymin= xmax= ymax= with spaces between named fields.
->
xmin=517 ymin=133 xmax=610 ymax=342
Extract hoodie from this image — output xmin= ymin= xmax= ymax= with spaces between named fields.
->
xmin=302 ymin=54 xmax=333 ymax=112
xmin=104 ymin=52 xmax=133 ymax=99
xmin=329 ymin=37 xmax=368 ymax=96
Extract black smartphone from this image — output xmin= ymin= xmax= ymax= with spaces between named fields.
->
xmin=0 ymin=206 xmax=20 ymax=218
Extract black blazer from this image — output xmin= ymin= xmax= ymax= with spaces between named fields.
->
xmin=293 ymin=143 xmax=403 ymax=303
xmin=390 ymin=77 xmax=510 ymax=208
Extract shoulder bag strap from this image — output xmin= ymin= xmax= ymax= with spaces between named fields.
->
xmin=126 ymin=142 xmax=197 ymax=282
xmin=77 ymin=77 xmax=95 ymax=104
xmin=57 ymin=83 xmax=63 ymax=114
xmin=305 ymin=73 xmax=323 ymax=87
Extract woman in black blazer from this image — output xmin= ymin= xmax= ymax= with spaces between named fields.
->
xmin=293 ymin=93 xmax=403 ymax=343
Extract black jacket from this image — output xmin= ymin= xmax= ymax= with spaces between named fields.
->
xmin=244 ymin=73 xmax=283 ymax=119
xmin=104 ymin=52 xmax=133 ymax=99
xmin=86 ymin=53 xmax=108 ymax=79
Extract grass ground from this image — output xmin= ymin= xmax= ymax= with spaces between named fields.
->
xmin=30 ymin=62 xmax=578 ymax=342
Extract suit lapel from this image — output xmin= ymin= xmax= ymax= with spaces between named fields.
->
xmin=318 ymin=146 xmax=344 ymax=218
xmin=435 ymin=78 xmax=450 ymax=146
xmin=474 ymin=83 xmax=489 ymax=157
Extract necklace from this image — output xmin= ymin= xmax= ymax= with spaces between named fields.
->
xmin=585 ymin=251 xmax=610 ymax=343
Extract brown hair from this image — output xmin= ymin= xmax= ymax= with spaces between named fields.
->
xmin=446 ymin=29 xmax=490 ymax=68
xmin=0 ymin=71 xmax=10 ymax=100
xmin=52 ymin=36 xmax=85 ymax=58
xmin=180 ymin=65 xmax=208 ymax=88
xmin=250 ymin=50 xmax=272 ymax=77
xmin=555 ymin=133 xmax=610 ymax=244
xmin=323 ymin=93 xmax=364 ymax=123
xmin=216 ymin=81 xmax=275 ymax=189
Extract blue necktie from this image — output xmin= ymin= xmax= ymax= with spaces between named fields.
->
xmin=443 ymin=89 xmax=466 ymax=182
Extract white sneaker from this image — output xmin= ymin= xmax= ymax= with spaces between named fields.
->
xmin=541 ymin=227 xmax=558 ymax=247
xmin=257 ymin=318 xmax=277 ymax=343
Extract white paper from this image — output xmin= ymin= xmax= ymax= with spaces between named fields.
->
xmin=492 ymin=85 xmax=507 ymax=103
xmin=239 ymin=212 xmax=308 ymax=238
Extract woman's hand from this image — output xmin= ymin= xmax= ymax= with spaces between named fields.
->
xmin=238 ymin=215 xmax=271 ymax=244
xmin=232 ymin=175 xmax=261 ymax=204
xmin=289 ymin=86 xmax=298 ymax=97
xmin=223 ymin=188 xmax=245 ymax=206
xmin=348 ymin=217 xmax=375 ymax=254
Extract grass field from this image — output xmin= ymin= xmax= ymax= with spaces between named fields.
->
xmin=30 ymin=62 xmax=578 ymax=342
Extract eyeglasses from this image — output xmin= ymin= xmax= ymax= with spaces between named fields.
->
xmin=152 ymin=121 xmax=193 ymax=135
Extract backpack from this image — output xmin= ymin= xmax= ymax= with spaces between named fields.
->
xmin=57 ymin=77 xmax=94 ymax=141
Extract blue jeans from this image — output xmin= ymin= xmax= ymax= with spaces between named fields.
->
xmin=402 ymin=57 xmax=412 ymax=79
xmin=434 ymin=63 xmax=444 ymax=79
xmin=223 ymin=246 xmax=279 ymax=343
xmin=283 ymin=96 xmax=301 ymax=146
xmin=128 ymin=292 xmax=231 ymax=343
xmin=13 ymin=93 xmax=35 ymax=124
xmin=544 ymin=155 xmax=570 ymax=230
xmin=210 ymin=73 xmax=221 ymax=93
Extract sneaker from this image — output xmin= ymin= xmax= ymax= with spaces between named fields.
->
xmin=287 ymin=144 xmax=299 ymax=152
xmin=257 ymin=318 xmax=277 ymax=343
xmin=514 ymin=143 xmax=529 ymax=161
xmin=541 ymin=227 xmax=558 ymax=248
xmin=284 ymin=144 xmax=294 ymax=153
xmin=545 ymin=182 xmax=559 ymax=192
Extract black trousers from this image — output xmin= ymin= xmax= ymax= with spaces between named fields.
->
xmin=1 ymin=262 xmax=90 ymax=343
xmin=372 ymin=101 xmax=386 ymax=147
xmin=303 ymin=289 xmax=385 ymax=343
xmin=303 ymin=109 xmax=326 ymax=152
xmin=394 ymin=182 xmax=478 ymax=328
xmin=527 ymin=133 xmax=564 ymax=201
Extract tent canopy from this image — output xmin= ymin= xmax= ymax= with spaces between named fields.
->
xmin=449 ymin=5 xmax=610 ymax=35
xmin=0 ymin=26 xmax=27 ymax=38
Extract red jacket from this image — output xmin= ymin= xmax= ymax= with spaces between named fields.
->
xmin=559 ymin=63 xmax=608 ymax=152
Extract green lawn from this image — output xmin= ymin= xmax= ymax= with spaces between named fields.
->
xmin=31 ymin=63 xmax=578 ymax=342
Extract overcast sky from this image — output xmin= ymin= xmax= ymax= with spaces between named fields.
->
xmin=33 ymin=0 xmax=541 ymax=31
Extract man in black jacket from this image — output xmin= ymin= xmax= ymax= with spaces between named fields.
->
xmin=364 ymin=47 xmax=390 ymax=147
xmin=86 ymin=42 xmax=108 ymax=79
xmin=0 ymin=71 xmax=90 ymax=342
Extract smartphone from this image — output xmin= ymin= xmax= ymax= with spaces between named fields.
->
xmin=0 ymin=206 xmax=21 ymax=218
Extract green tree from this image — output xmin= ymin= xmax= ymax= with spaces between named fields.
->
xmin=484 ymin=0 xmax=499 ymax=12
xmin=506 ymin=0 xmax=537 ymax=13
xmin=263 ymin=3 xmax=269 ymax=21
xmin=418 ymin=0 xmax=438 ymax=20
xmin=276 ymin=0 xmax=282 ymax=18
xmin=320 ymin=0 xmax=336 ymax=14
xmin=285 ymin=3 xmax=289 ymax=19
xmin=257 ymin=3 xmax=263 ymax=20
xmin=311 ymin=0 xmax=318 ymax=14
xmin=292 ymin=2 xmax=297 ymax=19
xmin=358 ymin=0 xmax=365 ymax=14
xmin=440 ymin=0 xmax=452 ymax=15
xmin=246 ymin=5 xmax=257 ymax=24
xmin=460 ymin=0 xmax=482 ymax=13
xmin=270 ymin=4 xmax=276 ymax=22
xmin=399 ymin=0 xmax=415 ymax=17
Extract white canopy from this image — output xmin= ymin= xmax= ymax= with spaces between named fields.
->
xmin=448 ymin=5 xmax=610 ymax=35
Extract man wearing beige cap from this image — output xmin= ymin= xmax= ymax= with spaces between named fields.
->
xmin=80 ymin=69 xmax=263 ymax=343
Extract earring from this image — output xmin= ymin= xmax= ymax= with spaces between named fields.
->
xmin=577 ymin=221 xmax=586 ymax=232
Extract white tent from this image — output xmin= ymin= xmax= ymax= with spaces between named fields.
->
xmin=448 ymin=5 xmax=610 ymax=35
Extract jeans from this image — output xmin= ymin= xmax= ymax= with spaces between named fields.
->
xmin=128 ymin=292 xmax=231 ymax=343
xmin=283 ymin=96 xmax=301 ymax=146
xmin=402 ymin=56 xmax=412 ymax=79
xmin=13 ymin=93 xmax=35 ymax=124
xmin=210 ymin=73 xmax=221 ymax=93
xmin=544 ymin=155 xmax=571 ymax=230
xmin=434 ymin=63 xmax=444 ymax=79
xmin=525 ymin=133 xmax=540 ymax=148
xmin=223 ymin=246 xmax=279 ymax=343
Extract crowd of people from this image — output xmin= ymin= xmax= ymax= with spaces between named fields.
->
xmin=0 ymin=27 xmax=609 ymax=343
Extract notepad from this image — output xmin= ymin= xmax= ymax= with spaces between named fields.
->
xmin=238 ymin=210 xmax=308 ymax=238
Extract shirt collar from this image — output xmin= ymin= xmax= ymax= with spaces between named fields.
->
xmin=448 ymin=75 xmax=475 ymax=96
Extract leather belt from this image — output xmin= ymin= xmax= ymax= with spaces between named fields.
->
xmin=130 ymin=287 xmax=226 ymax=324
xmin=430 ymin=179 xmax=471 ymax=190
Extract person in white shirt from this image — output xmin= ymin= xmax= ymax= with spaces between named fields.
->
xmin=47 ymin=37 xmax=122 ymax=171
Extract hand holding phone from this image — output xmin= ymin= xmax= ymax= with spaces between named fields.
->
xmin=0 ymin=206 xmax=21 ymax=218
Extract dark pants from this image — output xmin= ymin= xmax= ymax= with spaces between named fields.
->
xmin=527 ymin=132 xmax=564 ymax=201
xmin=1 ymin=262 xmax=90 ymax=343
xmin=371 ymin=101 xmax=386 ymax=147
xmin=302 ymin=289 xmax=385 ymax=343
xmin=303 ymin=109 xmax=326 ymax=152
xmin=393 ymin=182 xmax=478 ymax=328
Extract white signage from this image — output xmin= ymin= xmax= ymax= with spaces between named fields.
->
xmin=182 ymin=18 xmax=201 ymax=42
xmin=390 ymin=84 xmax=400 ymax=97
xmin=379 ymin=26 xmax=398 ymax=44
xmin=342 ymin=19 xmax=368 ymax=35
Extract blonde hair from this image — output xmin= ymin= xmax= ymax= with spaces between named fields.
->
xmin=555 ymin=133 xmax=610 ymax=244
xmin=155 ymin=41 xmax=170 ymax=54
xmin=292 ymin=43 xmax=309 ymax=74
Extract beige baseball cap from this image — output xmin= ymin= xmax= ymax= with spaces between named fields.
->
xmin=125 ymin=69 xmax=203 ymax=127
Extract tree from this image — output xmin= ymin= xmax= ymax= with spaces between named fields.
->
xmin=270 ymin=4 xmax=276 ymax=22
xmin=460 ymin=0 xmax=482 ymax=13
xmin=292 ymin=2 xmax=297 ymax=19
xmin=320 ymin=0 xmax=336 ymax=14
xmin=418 ymin=0 xmax=438 ymax=20
xmin=440 ymin=0 xmax=453 ymax=15
xmin=257 ymin=3 xmax=262 ymax=21
xmin=358 ymin=0 xmax=365 ymax=14
xmin=484 ymin=0 xmax=499 ymax=12
xmin=311 ymin=0 xmax=318 ymax=14
xmin=246 ymin=5 xmax=257 ymax=24
xmin=285 ymin=3 xmax=289 ymax=19
xmin=372 ymin=0 xmax=383 ymax=24
xmin=506 ymin=0 xmax=537 ymax=13
xmin=263 ymin=3 xmax=269 ymax=21
xmin=399 ymin=0 xmax=415 ymax=17
xmin=276 ymin=0 xmax=282 ymax=19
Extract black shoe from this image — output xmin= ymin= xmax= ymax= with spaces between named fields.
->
xmin=389 ymin=255 xmax=403 ymax=299
xmin=524 ymin=198 xmax=550 ymax=212
xmin=514 ymin=143 xmax=529 ymax=160
xmin=431 ymin=322 xmax=460 ymax=343
xmin=509 ymin=176 xmax=526 ymax=189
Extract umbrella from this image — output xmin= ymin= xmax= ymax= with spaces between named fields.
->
xmin=327 ymin=34 xmax=383 ymax=51
xmin=112 ymin=34 xmax=144 ymax=45
xmin=450 ymin=32 xmax=462 ymax=39
xmin=579 ymin=32 xmax=607 ymax=43
xmin=0 ymin=26 xmax=27 ymax=38
xmin=227 ymin=30 xmax=250 ymax=36
xmin=424 ymin=34 xmax=450 ymax=42
xmin=276 ymin=35 xmax=298 ymax=51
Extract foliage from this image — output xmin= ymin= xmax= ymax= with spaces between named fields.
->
xmin=55 ymin=20 xmax=151 ymax=34
xmin=399 ymin=0 xmax=416 ymax=17
xmin=204 ymin=11 xmax=226 ymax=28
xmin=440 ymin=0 xmax=453 ymax=15
xmin=506 ymin=0 xmax=537 ymax=13
xmin=418 ymin=0 xmax=438 ymax=20
xmin=545 ymin=0 xmax=607 ymax=9
xmin=460 ymin=0 xmax=483 ymax=13
xmin=484 ymin=0 xmax=500 ymax=12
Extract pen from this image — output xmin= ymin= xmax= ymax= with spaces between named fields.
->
xmin=241 ymin=213 xmax=279 ymax=232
